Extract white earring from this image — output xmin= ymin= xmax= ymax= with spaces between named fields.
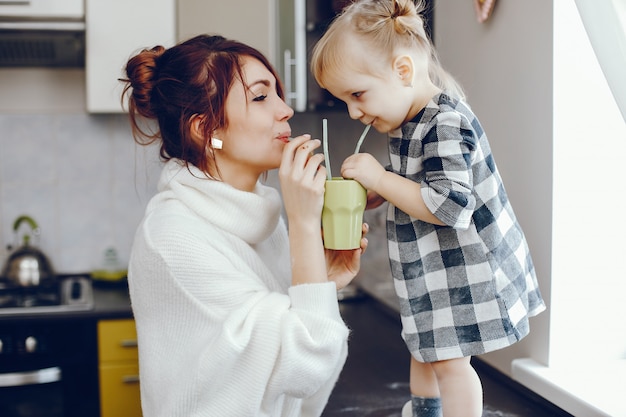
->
xmin=211 ymin=137 xmax=223 ymax=150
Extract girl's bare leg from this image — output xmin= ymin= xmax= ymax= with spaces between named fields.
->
xmin=410 ymin=356 xmax=439 ymax=397
xmin=431 ymin=356 xmax=483 ymax=417
xmin=407 ymin=357 xmax=442 ymax=416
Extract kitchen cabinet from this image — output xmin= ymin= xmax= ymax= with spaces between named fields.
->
xmin=98 ymin=318 xmax=142 ymax=417
xmin=276 ymin=0 xmax=304 ymax=111
xmin=86 ymin=0 xmax=176 ymax=113
xmin=277 ymin=0 xmax=348 ymax=112
xmin=177 ymin=0 xmax=276 ymax=67
xmin=170 ymin=0 xmax=337 ymax=112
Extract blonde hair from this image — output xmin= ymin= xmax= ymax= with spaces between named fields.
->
xmin=311 ymin=0 xmax=464 ymax=100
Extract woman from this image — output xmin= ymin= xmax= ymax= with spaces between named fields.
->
xmin=121 ymin=34 xmax=368 ymax=417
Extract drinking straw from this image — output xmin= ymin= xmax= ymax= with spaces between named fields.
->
xmin=354 ymin=124 xmax=371 ymax=154
xmin=323 ymin=118 xmax=332 ymax=180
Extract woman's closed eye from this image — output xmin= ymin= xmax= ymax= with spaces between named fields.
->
xmin=253 ymin=94 xmax=268 ymax=102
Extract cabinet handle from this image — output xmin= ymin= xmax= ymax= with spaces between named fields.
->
xmin=0 ymin=21 xmax=85 ymax=30
xmin=0 ymin=1 xmax=31 ymax=5
xmin=293 ymin=0 xmax=306 ymax=112
xmin=284 ymin=49 xmax=295 ymax=107
xmin=284 ymin=0 xmax=307 ymax=112
xmin=0 ymin=367 xmax=61 ymax=387
xmin=122 ymin=375 xmax=140 ymax=384
xmin=120 ymin=339 xmax=138 ymax=348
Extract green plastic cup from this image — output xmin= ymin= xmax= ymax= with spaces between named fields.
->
xmin=322 ymin=178 xmax=366 ymax=250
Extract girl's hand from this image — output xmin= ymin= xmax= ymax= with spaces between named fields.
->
xmin=340 ymin=153 xmax=386 ymax=192
xmin=366 ymin=190 xmax=386 ymax=210
xmin=279 ymin=134 xmax=327 ymax=225
xmin=325 ymin=223 xmax=369 ymax=290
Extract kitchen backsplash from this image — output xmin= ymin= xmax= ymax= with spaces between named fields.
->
xmin=0 ymin=111 xmax=390 ymax=275
xmin=0 ymin=113 xmax=162 ymax=273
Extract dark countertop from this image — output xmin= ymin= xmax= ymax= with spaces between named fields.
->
xmin=325 ymin=294 xmax=573 ymax=417
xmin=0 ymin=274 xmax=571 ymax=416
xmin=90 ymin=283 xmax=134 ymax=319
xmin=324 ymin=296 xmax=411 ymax=416
xmin=0 ymin=282 xmax=134 ymax=324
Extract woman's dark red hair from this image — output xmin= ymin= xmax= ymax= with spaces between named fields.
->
xmin=121 ymin=34 xmax=285 ymax=176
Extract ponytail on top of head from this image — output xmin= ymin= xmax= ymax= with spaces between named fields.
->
xmin=311 ymin=0 xmax=464 ymax=100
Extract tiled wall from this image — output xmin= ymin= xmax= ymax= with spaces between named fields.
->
xmin=0 ymin=111 xmax=390 ymax=275
xmin=0 ymin=113 xmax=162 ymax=273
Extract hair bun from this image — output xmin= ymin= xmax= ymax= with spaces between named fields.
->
xmin=124 ymin=45 xmax=166 ymax=118
xmin=389 ymin=0 xmax=423 ymax=36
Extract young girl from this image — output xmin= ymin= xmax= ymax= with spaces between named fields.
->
xmin=311 ymin=1 xmax=545 ymax=416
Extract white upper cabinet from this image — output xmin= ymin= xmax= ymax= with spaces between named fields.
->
xmin=86 ymin=0 xmax=278 ymax=113
xmin=86 ymin=0 xmax=176 ymax=113
xmin=0 ymin=0 xmax=83 ymax=18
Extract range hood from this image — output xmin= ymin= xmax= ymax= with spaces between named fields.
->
xmin=0 ymin=0 xmax=85 ymax=67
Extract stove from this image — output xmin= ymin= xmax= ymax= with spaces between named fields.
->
xmin=0 ymin=274 xmax=93 ymax=316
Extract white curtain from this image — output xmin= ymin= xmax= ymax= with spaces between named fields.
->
xmin=575 ymin=0 xmax=626 ymax=122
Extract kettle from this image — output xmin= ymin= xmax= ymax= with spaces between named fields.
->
xmin=1 ymin=215 xmax=56 ymax=288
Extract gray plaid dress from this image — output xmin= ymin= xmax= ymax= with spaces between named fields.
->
xmin=387 ymin=92 xmax=545 ymax=363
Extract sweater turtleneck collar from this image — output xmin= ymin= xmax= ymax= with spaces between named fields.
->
xmin=158 ymin=160 xmax=282 ymax=245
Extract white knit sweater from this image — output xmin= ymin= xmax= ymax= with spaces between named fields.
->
xmin=128 ymin=160 xmax=349 ymax=417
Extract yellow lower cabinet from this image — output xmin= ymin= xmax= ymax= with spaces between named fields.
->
xmin=99 ymin=363 xmax=141 ymax=417
xmin=98 ymin=319 xmax=142 ymax=417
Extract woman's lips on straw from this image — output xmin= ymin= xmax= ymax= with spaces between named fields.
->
xmin=277 ymin=133 xmax=291 ymax=143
